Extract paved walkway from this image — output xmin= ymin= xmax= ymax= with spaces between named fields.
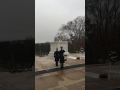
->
xmin=85 ymin=72 xmax=99 ymax=78
xmin=35 ymin=53 xmax=85 ymax=72
xmin=35 ymin=67 xmax=85 ymax=90
xmin=36 ymin=64 xmax=84 ymax=75
xmin=35 ymin=53 xmax=85 ymax=90
xmin=86 ymin=63 xmax=120 ymax=90
xmin=0 ymin=72 xmax=34 ymax=90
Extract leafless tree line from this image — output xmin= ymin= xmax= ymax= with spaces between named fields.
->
xmin=54 ymin=16 xmax=85 ymax=52
xmin=86 ymin=0 xmax=120 ymax=64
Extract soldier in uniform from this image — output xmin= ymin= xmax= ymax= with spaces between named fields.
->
xmin=54 ymin=48 xmax=59 ymax=66
xmin=59 ymin=47 xmax=65 ymax=69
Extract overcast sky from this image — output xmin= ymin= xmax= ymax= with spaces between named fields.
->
xmin=35 ymin=0 xmax=85 ymax=43
xmin=0 ymin=0 xmax=34 ymax=42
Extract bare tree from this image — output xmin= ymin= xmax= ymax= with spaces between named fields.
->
xmin=55 ymin=16 xmax=85 ymax=52
xmin=86 ymin=0 xmax=120 ymax=64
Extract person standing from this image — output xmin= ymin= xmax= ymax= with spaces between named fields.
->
xmin=59 ymin=47 xmax=65 ymax=69
xmin=54 ymin=48 xmax=59 ymax=66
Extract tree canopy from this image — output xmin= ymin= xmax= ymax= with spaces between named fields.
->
xmin=55 ymin=16 xmax=85 ymax=52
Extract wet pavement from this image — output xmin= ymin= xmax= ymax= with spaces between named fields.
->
xmin=0 ymin=53 xmax=85 ymax=90
xmin=35 ymin=53 xmax=85 ymax=90
xmin=35 ymin=53 xmax=85 ymax=72
xmin=35 ymin=67 xmax=85 ymax=90
xmin=0 ymin=72 xmax=34 ymax=90
xmin=86 ymin=63 xmax=120 ymax=90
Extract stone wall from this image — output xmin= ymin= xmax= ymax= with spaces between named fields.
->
xmin=49 ymin=41 xmax=69 ymax=56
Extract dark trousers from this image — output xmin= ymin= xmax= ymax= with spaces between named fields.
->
xmin=55 ymin=61 xmax=58 ymax=66
xmin=60 ymin=63 xmax=64 ymax=69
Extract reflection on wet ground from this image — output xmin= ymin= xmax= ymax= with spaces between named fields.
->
xmin=35 ymin=64 xmax=84 ymax=75
xmin=35 ymin=53 xmax=85 ymax=90
xmin=86 ymin=64 xmax=120 ymax=90
xmin=35 ymin=67 xmax=85 ymax=90
xmin=0 ymin=72 xmax=34 ymax=90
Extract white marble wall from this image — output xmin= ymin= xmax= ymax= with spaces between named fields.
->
xmin=50 ymin=41 xmax=68 ymax=52
xmin=49 ymin=41 xmax=69 ymax=56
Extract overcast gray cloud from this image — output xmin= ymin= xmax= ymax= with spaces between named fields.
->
xmin=0 ymin=0 xmax=34 ymax=42
xmin=35 ymin=0 xmax=85 ymax=43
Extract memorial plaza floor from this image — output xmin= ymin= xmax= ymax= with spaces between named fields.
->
xmin=0 ymin=53 xmax=120 ymax=90
xmin=35 ymin=53 xmax=120 ymax=90
xmin=35 ymin=53 xmax=85 ymax=90
xmin=86 ymin=62 xmax=120 ymax=90
xmin=0 ymin=71 xmax=34 ymax=90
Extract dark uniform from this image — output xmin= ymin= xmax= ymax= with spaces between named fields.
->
xmin=54 ymin=51 xmax=59 ymax=66
xmin=59 ymin=50 xmax=65 ymax=69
